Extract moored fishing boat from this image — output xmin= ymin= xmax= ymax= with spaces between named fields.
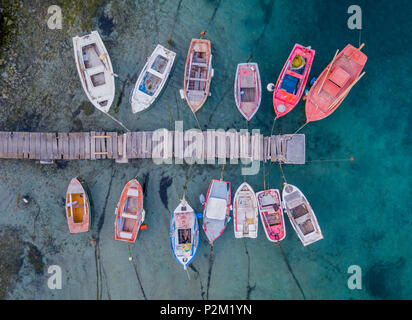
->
xmin=180 ymin=38 xmax=213 ymax=113
xmin=73 ymin=31 xmax=115 ymax=113
xmin=170 ymin=197 xmax=199 ymax=269
xmin=130 ymin=44 xmax=176 ymax=113
xmin=66 ymin=178 xmax=90 ymax=233
xmin=273 ymin=44 xmax=315 ymax=118
xmin=256 ymin=189 xmax=285 ymax=242
xmin=234 ymin=63 xmax=261 ymax=121
xmin=114 ymin=179 xmax=145 ymax=243
xmin=203 ymin=179 xmax=231 ymax=244
xmin=305 ymin=43 xmax=367 ymax=122
xmin=233 ymin=182 xmax=258 ymax=238
xmin=282 ymin=183 xmax=322 ymax=246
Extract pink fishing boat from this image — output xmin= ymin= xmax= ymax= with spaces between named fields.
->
xmin=234 ymin=63 xmax=261 ymax=121
xmin=305 ymin=43 xmax=367 ymax=122
xmin=256 ymin=189 xmax=286 ymax=242
xmin=273 ymin=44 xmax=315 ymax=118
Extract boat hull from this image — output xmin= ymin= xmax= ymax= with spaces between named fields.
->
xmin=170 ymin=198 xmax=199 ymax=269
xmin=273 ymin=44 xmax=315 ymax=118
xmin=234 ymin=63 xmax=262 ymax=121
xmin=203 ymin=179 xmax=231 ymax=244
xmin=233 ymin=182 xmax=258 ymax=238
xmin=305 ymin=44 xmax=367 ymax=122
xmin=66 ymin=178 xmax=90 ymax=234
xmin=114 ymin=179 xmax=144 ymax=243
xmin=282 ymin=183 xmax=323 ymax=246
xmin=256 ymin=189 xmax=285 ymax=242
xmin=131 ymin=44 xmax=176 ymax=113
xmin=73 ymin=31 xmax=115 ymax=113
xmin=182 ymin=39 xmax=213 ymax=113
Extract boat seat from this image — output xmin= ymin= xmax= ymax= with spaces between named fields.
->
xmin=192 ymin=62 xmax=207 ymax=67
xmin=188 ymin=77 xmax=208 ymax=81
xmin=281 ymin=74 xmax=299 ymax=94
xmin=119 ymin=231 xmax=133 ymax=239
xmin=127 ymin=188 xmax=139 ymax=197
xmin=248 ymin=224 xmax=256 ymax=232
xmin=291 ymin=204 xmax=309 ymax=219
xmin=329 ymin=67 xmax=350 ymax=87
xmin=122 ymin=213 xmax=138 ymax=219
xmin=205 ymin=197 xmax=227 ymax=220
xmin=66 ymin=200 xmax=78 ymax=207
xmin=299 ymin=219 xmax=315 ymax=235
xmin=323 ymin=80 xmax=341 ymax=97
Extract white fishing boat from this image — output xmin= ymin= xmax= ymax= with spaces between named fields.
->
xmin=73 ymin=30 xmax=115 ymax=113
xmin=170 ymin=197 xmax=199 ymax=270
xmin=282 ymin=183 xmax=323 ymax=246
xmin=130 ymin=44 xmax=176 ymax=113
xmin=233 ymin=182 xmax=258 ymax=238
xmin=202 ymin=179 xmax=231 ymax=244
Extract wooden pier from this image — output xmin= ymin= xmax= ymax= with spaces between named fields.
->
xmin=0 ymin=130 xmax=305 ymax=164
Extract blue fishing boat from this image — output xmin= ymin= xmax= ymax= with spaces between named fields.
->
xmin=170 ymin=197 xmax=199 ymax=270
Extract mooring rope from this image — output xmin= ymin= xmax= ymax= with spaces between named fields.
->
xmin=279 ymin=162 xmax=287 ymax=184
xmin=105 ymin=112 xmax=131 ymax=132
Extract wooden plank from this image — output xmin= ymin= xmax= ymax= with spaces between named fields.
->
xmin=3 ymin=132 xmax=10 ymax=158
xmin=106 ymin=132 xmax=113 ymax=159
xmin=131 ymin=132 xmax=137 ymax=159
xmin=174 ymin=130 xmax=183 ymax=160
xmin=51 ymin=133 xmax=59 ymax=159
xmin=35 ymin=133 xmax=41 ymax=159
xmin=8 ymin=132 xmax=18 ymax=159
xmin=68 ymin=133 xmax=75 ymax=160
xmin=270 ymin=136 xmax=276 ymax=162
xmin=206 ymin=130 xmax=215 ymax=162
xmin=215 ymin=130 xmax=226 ymax=160
xmin=100 ymin=132 xmax=107 ymax=159
xmin=0 ymin=132 xmax=6 ymax=158
xmin=84 ymin=132 xmax=90 ymax=159
xmin=146 ymin=132 xmax=153 ymax=158
xmin=16 ymin=132 xmax=24 ymax=158
xmin=61 ymin=133 xmax=69 ymax=160
xmin=125 ymin=132 xmax=132 ymax=158
xmin=95 ymin=132 xmax=102 ymax=159
xmin=79 ymin=133 xmax=85 ymax=159
xmin=90 ymin=131 xmax=96 ymax=160
xmin=142 ymin=132 xmax=148 ymax=158
xmin=46 ymin=133 xmax=54 ymax=159
xmin=117 ymin=134 xmax=123 ymax=157
xmin=239 ymin=131 xmax=250 ymax=160
xmin=203 ymin=131 xmax=208 ymax=159
xmin=263 ymin=136 xmax=268 ymax=162
xmin=29 ymin=133 xmax=36 ymax=159
xmin=109 ymin=132 xmax=117 ymax=159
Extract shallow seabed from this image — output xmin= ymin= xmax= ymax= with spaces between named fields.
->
xmin=0 ymin=0 xmax=410 ymax=299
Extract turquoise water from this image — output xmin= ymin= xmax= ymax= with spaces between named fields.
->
xmin=0 ymin=0 xmax=411 ymax=299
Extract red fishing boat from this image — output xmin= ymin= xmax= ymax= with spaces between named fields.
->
xmin=114 ymin=179 xmax=145 ymax=243
xmin=256 ymin=189 xmax=285 ymax=242
xmin=305 ymin=43 xmax=367 ymax=122
xmin=234 ymin=63 xmax=261 ymax=121
xmin=273 ymin=44 xmax=315 ymax=118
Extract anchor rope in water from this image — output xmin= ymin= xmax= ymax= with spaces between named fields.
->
xmin=279 ymin=162 xmax=287 ymax=185
xmin=104 ymin=112 xmax=131 ymax=132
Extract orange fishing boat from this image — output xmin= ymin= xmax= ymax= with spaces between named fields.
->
xmin=114 ymin=179 xmax=145 ymax=243
xmin=273 ymin=44 xmax=315 ymax=118
xmin=180 ymin=38 xmax=213 ymax=113
xmin=66 ymin=178 xmax=90 ymax=233
xmin=305 ymin=44 xmax=367 ymax=122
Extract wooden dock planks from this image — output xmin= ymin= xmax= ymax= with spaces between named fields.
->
xmin=0 ymin=131 xmax=305 ymax=164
